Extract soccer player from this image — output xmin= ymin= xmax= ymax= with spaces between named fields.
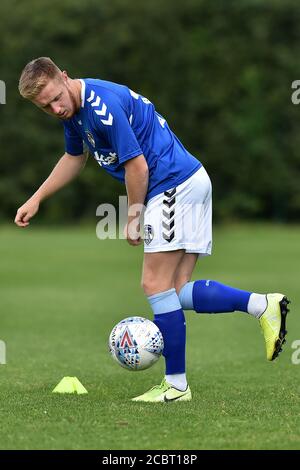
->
xmin=15 ymin=57 xmax=290 ymax=402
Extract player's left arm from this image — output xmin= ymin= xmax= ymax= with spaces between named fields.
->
xmin=124 ymin=154 xmax=149 ymax=246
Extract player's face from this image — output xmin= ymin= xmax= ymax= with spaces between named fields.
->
xmin=33 ymin=73 xmax=78 ymax=120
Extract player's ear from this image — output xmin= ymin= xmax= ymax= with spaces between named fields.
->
xmin=61 ymin=70 xmax=68 ymax=82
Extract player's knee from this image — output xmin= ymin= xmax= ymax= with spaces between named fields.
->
xmin=175 ymin=278 xmax=190 ymax=295
xmin=141 ymin=276 xmax=151 ymax=295
xmin=141 ymin=277 xmax=158 ymax=296
xmin=141 ymin=276 xmax=174 ymax=297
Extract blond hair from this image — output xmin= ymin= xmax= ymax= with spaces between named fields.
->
xmin=19 ymin=57 xmax=62 ymax=100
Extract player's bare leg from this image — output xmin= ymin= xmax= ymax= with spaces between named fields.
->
xmin=132 ymin=250 xmax=192 ymax=402
xmin=174 ymin=253 xmax=198 ymax=294
xmin=141 ymin=250 xmax=186 ymax=296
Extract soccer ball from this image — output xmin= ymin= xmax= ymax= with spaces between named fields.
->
xmin=108 ymin=316 xmax=164 ymax=371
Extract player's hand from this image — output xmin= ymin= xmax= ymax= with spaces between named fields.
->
xmin=124 ymin=217 xmax=142 ymax=246
xmin=14 ymin=197 xmax=40 ymax=228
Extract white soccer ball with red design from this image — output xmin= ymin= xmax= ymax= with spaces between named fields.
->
xmin=108 ymin=316 xmax=164 ymax=371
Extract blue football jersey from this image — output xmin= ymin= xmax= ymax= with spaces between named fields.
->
xmin=63 ymin=79 xmax=201 ymax=202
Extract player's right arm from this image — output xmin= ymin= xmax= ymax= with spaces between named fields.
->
xmin=14 ymin=152 xmax=87 ymax=227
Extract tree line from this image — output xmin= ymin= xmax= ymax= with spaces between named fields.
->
xmin=0 ymin=0 xmax=299 ymax=223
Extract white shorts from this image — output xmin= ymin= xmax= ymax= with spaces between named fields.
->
xmin=143 ymin=166 xmax=212 ymax=255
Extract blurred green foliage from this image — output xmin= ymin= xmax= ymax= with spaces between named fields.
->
xmin=0 ymin=0 xmax=299 ymax=222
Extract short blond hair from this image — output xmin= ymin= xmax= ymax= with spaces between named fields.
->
xmin=19 ymin=57 xmax=62 ymax=100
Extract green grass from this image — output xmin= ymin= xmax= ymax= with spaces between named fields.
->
xmin=0 ymin=223 xmax=299 ymax=449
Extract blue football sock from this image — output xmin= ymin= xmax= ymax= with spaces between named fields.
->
xmin=179 ymin=280 xmax=251 ymax=313
xmin=147 ymin=288 xmax=186 ymax=375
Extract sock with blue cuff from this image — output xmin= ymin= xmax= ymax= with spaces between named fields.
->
xmin=178 ymin=280 xmax=267 ymax=318
xmin=147 ymin=288 xmax=187 ymax=391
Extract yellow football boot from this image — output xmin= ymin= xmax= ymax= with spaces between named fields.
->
xmin=132 ymin=378 xmax=192 ymax=402
xmin=259 ymin=293 xmax=290 ymax=361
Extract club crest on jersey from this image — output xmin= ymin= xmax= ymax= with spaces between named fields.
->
xmin=144 ymin=224 xmax=154 ymax=245
xmin=85 ymin=130 xmax=95 ymax=147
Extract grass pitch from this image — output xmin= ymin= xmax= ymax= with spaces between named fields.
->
xmin=0 ymin=224 xmax=299 ymax=450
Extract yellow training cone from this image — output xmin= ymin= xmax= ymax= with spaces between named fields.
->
xmin=52 ymin=377 xmax=88 ymax=394
xmin=72 ymin=377 xmax=88 ymax=394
